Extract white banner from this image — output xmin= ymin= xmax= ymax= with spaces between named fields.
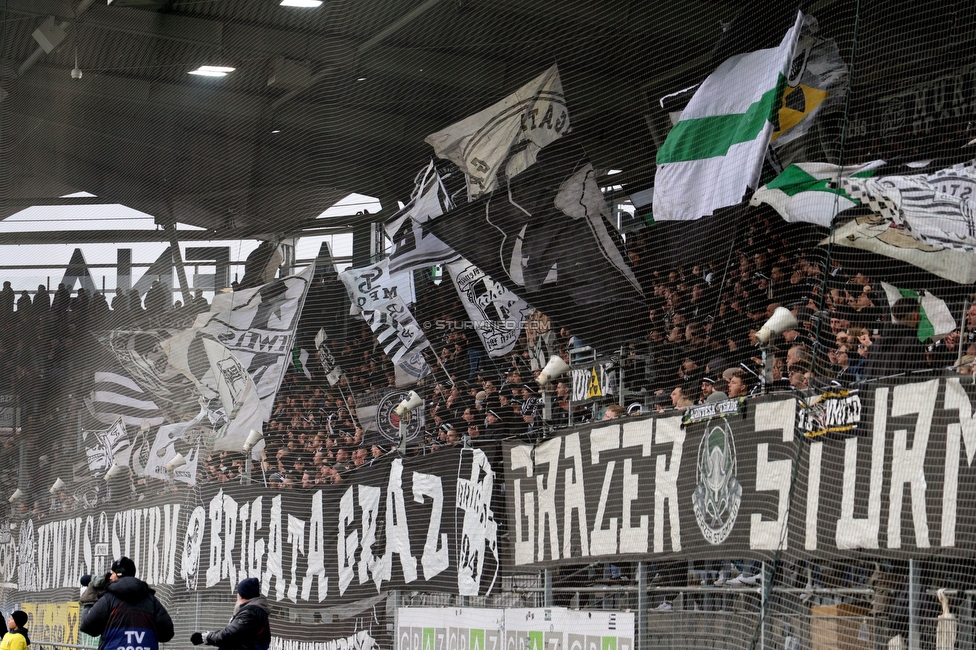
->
xmin=340 ymin=259 xmax=430 ymax=366
xmin=397 ymin=608 xmax=504 ymax=650
xmin=425 ymin=64 xmax=570 ymax=200
xmin=446 ymin=260 xmax=530 ymax=358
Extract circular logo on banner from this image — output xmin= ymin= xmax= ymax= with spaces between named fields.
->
xmin=375 ymin=391 xmax=425 ymax=445
xmin=692 ymin=419 xmax=742 ymax=545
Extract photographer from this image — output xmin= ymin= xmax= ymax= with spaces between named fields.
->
xmin=191 ymin=578 xmax=271 ymax=650
xmin=79 ymin=572 xmax=111 ymax=612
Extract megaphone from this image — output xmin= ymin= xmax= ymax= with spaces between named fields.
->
xmin=394 ymin=391 xmax=424 ymax=417
xmin=756 ymin=307 xmax=798 ymax=344
xmin=537 ymin=355 xmax=570 ymax=386
xmin=8 ymin=489 xmax=24 ymax=503
xmin=165 ymin=454 xmax=187 ymax=471
xmin=104 ymin=464 xmax=127 ymax=480
xmin=49 ymin=478 xmax=66 ymax=494
xmin=243 ymin=429 xmax=264 ymax=453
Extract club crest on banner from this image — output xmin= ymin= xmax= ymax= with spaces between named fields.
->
xmin=692 ymin=419 xmax=742 ymax=545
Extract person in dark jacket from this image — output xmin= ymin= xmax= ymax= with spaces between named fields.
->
xmin=864 ymin=297 xmax=929 ymax=379
xmin=79 ymin=557 xmax=174 ymax=650
xmin=191 ymin=578 xmax=271 ymax=650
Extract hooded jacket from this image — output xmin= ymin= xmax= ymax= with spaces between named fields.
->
xmin=79 ymin=576 xmax=174 ymax=650
xmin=206 ymin=597 xmax=271 ymax=650
xmin=0 ymin=627 xmax=29 ymax=650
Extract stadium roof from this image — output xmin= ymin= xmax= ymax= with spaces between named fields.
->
xmin=0 ymin=0 xmax=966 ymax=244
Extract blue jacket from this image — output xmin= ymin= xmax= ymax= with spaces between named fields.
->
xmin=79 ymin=577 xmax=174 ymax=650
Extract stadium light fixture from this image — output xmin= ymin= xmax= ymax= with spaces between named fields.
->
xmin=281 ymin=0 xmax=323 ymax=6
xmin=189 ymin=65 xmax=236 ymax=77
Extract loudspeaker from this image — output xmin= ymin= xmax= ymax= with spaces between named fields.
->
xmin=243 ymin=429 xmax=264 ymax=453
xmin=8 ymin=488 xmax=24 ymax=503
xmin=394 ymin=391 xmax=424 ymax=417
xmin=49 ymin=478 xmax=65 ymax=494
xmin=537 ymin=355 xmax=570 ymax=386
xmin=104 ymin=464 xmax=127 ymax=480
xmin=165 ymin=454 xmax=187 ymax=471
xmin=756 ymin=307 xmax=798 ymax=343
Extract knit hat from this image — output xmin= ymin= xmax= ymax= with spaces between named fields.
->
xmin=11 ymin=611 xmax=27 ymax=628
xmin=111 ymin=556 xmax=136 ymax=578
xmin=237 ymin=577 xmax=261 ymax=600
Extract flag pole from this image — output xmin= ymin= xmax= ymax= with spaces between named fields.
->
xmin=957 ymin=299 xmax=969 ymax=371
xmin=334 ymin=379 xmax=363 ymax=432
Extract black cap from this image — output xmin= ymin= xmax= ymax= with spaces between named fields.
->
xmin=237 ymin=577 xmax=261 ymax=600
xmin=11 ymin=611 xmax=27 ymax=628
xmin=111 ymin=556 xmax=136 ymax=578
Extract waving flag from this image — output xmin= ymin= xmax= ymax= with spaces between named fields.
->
xmin=385 ymin=161 xmax=459 ymax=274
xmin=880 ymin=282 xmax=957 ymax=342
xmin=750 ymin=160 xmax=886 ymax=226
xmin=95 ymin=267 xmax=313 ymax=451
xmin=426 ymin=136 xmax=644 ymax=354
xmin=426 ymin=64 xmax=569 ymax=200
xmin=654 ymin=11 xmax=804 ymax=220
xmin=839 ymin=166 xmax=976 ymax=253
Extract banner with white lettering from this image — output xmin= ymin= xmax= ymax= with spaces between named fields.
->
xmin=569 ymin=363 xmax=616 ymax=402
xmin=0 ymin=447 xmax=498 ymax=607
xmin=505 ymin=377 xmax=976 ymax=566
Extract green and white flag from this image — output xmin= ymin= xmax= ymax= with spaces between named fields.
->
xmin=880 ymin=282 xmax=957 ymax=342
xmin=653 ymin=11 xmax=804 ymax=221
xmin=750 ymin=160 xmax=886 ymax=226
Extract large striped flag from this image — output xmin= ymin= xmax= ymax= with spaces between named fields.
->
xmin=87 ymin=371 xmax=164 ymax=428
xmin=750 ymin=160 xmax=886 ymax=226
xmin=653 ymin=11 xmax=804 ymax=220
xmin=839 ymin=166 xmax=976 ymax=253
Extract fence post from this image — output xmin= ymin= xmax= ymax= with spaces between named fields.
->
xmin=637 ymin=561 xmax=647 ymax=650
xmin=909 ymin=558 xmax=918 ymax=650
xmin=544 ymin=569 xmax=553 ymax=607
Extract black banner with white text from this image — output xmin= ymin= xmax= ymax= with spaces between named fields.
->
xmin=1 ymin=448 xmax=499 ymax=606
xmin=504 ymin=376 xmax=976 ymax=567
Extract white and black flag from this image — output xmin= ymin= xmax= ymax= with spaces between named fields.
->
xmin=339 ymin=259 xmax=430 ymax=369
xmin=385 ymin=161 xmax=460 ymax=275
xmin=839 ymin=162 xmax=976 ymax=253
xmin=426 ymin=136 xmax=645 ymax=354
xmin=314 ymin=328 xmax=343 ymax=386
xmin=94 ymin=266 xmax=314 ymax=451
xmin=426 ymin=64 xmax=570 ymax=200
xmin=87 ymin=371 xmax=164 ymax=428
xmin=446 ymin=259 xmax=529 ymax=358
xmin=83 ymin=417 xmax=131 ymax=476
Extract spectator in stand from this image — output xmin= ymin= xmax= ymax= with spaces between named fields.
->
xmin=865 ymin=298 xmax=929 ymax=379
xmin=726 ymin=369 xmax=755 ymax=398
xmin=602 ymin=404 xmax=626 ymax=420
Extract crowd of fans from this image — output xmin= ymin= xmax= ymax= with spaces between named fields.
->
xmin=1 ymin=212 xmax=975 ymax=500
